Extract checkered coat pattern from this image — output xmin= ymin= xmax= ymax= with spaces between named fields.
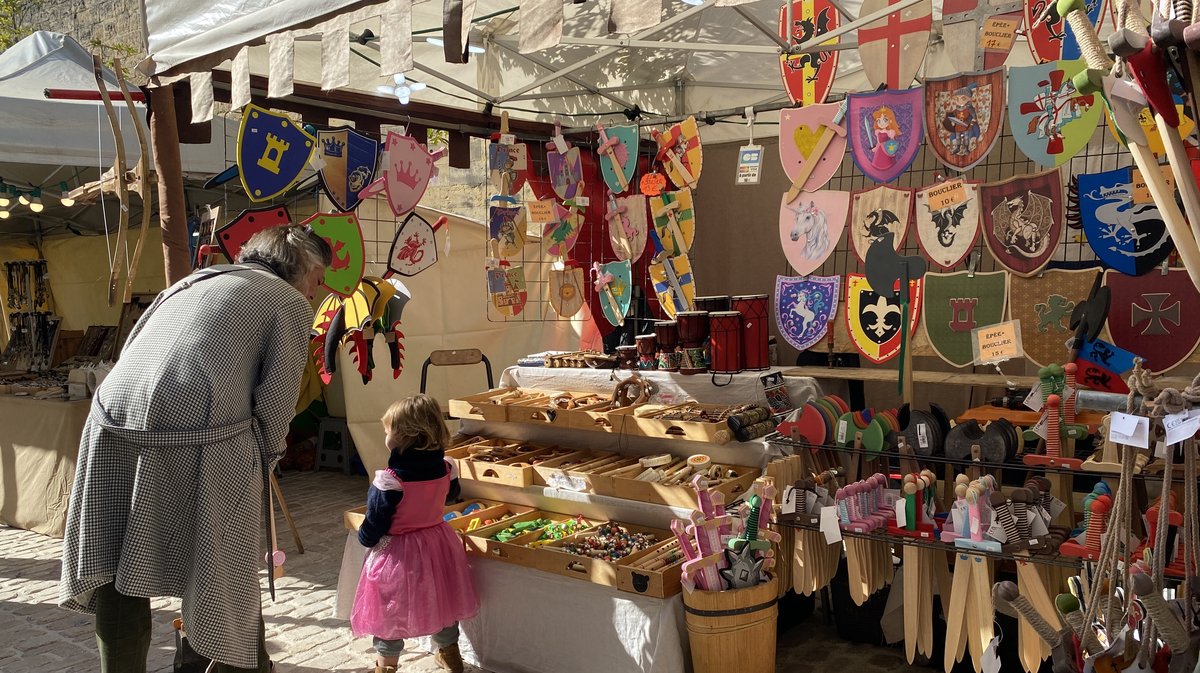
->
xmin=59 ymin=264 xmax=313 ymax=668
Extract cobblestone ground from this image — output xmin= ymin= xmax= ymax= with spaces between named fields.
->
xmin=0 ymin=472 xmax=454 ymax=673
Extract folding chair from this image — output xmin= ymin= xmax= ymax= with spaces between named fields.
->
xmin=419 ymin=349 xmax=494 ymax=418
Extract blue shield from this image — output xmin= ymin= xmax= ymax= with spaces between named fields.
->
xmin=317 ymin=128 xmax=380 ymax=212
xmin=1079 ymin=167 xmax=1172 ymax=276
xmin=237 ymin=104 xmax=317 ymax=202
xmin=775 ymin=275 xmax=840 ymax=352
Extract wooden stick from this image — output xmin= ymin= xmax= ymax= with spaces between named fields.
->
xmin=270 ymin=472 xmax=304 ymax=555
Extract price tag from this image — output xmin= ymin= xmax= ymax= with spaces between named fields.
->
xmin=1164 ymin=410 xmax=1200 ymax=446
xmin=546 ymin=472 xmax=588 ymax=492
xmin=736 ymin=144 xmax=763 ymax=185
xmin=573 ymin=196 xmax=590 ymax=208
xmin=552 ymin=134 xmax=569 ymax=154
xmin=1110 ymin=412 xmax=1150 ymax=448
xmin=1023 ymin=386 xmax=1044 ymax=412
xmin=782 ymin=486 xmax=798 ymax=515
xmin=837 ymin=419 xmax=848 ymax=444
xmin=979 ymin=16 xmax=1019 ymax=51
xmin=917 ymin=423 xmax=929 ymax=449
xmin=924 ymin=178 xmax=966 ymax=209
xmin=895 ymin=501 xmax=907 ymax=528
xmin=982 ymin=635 xmax=1002 ymax=673
xmin=1155 ymin=440 xmax=1169 ymax=459
xmin=820 ymin=505 xmax=842 ymax=544
xmin=509 ymin=143 xmax=527 ymax=164
xmin=1032 ymin=413 xmax=1049 ymax=440
xmin=973 ymin=320 xmax=1023 ymax=364
xmin=526 ymin=199 xmax=557 ymax=224
xmin=499 ymin=133 xmax=516 ymax=146
xmin=1132 ymin=165 xmax=1174 ymax=205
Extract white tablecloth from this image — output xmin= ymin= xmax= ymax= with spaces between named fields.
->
xmin=336 ymin=534 xmax=690 ymax=673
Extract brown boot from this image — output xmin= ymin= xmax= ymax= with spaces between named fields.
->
xmin=434 ymin=643 xmax=464 ymax=673
xmin=374 ymin=666 xmax=397 ymax=673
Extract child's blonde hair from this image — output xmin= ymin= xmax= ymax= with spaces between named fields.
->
xmin=381 ymin=394 xmax=450 ymax=452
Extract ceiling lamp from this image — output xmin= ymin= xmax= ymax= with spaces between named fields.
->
xmin=0 ymin=210 xmax=9 ymax=220
xmin=425 ymin=36 xmax=486 ymax=54
xmin=28 ymin=188 xmax=43 ymax=213
xmin=18 ymin=191 xmax=30 ymax=206
xmin=376 ymin=73 xmax=427 ymax=105
xmin=0 ymin=187 xmax=9 ymax=208
xmin=59 ymin=182 xmax=75 ymax=207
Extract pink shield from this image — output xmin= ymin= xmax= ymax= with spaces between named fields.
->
xmin=779 ymin=104 xmax=847 ymax=193
xmin=360 ymin=131 xmax=436 ymax=217
xmin=778 ymin=190 xmax=849 ymax=275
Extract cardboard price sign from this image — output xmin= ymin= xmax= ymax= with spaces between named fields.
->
xmin=972 ymin=319 xmax=1023 ymax=364
xmin=924 ymin=178 xmax=967 ymax=209
xmin=979 ymin=16 xmax=1019 ymax=51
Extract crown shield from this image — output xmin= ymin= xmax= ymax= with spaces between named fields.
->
xmin=318 ymin=128 xmax=379 ymax=212
xmin=361 ymin=131 xmax=437 ymax=217
xmin=303 ymin=212 xmax=366 ymax=297
xmin=237 ymin=104 xmax=316 ymax=203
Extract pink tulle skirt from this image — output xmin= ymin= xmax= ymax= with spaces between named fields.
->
xmin=350 ymin=523 xmax=480 ymax=640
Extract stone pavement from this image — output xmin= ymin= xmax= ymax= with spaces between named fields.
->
xmin=1 ymin=471 xmax=908 ymax=673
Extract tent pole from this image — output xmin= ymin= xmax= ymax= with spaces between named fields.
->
xmin=560 ymin=99 xmax=796 ymax=135
xmin=150 ymin=83 xmax=192 ymax=286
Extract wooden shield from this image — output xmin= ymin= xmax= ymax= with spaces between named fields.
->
xmin=237 ymin=104 xmax=316 ymax=203
xmin=548 ymin=147 xmax=584 ymax=202
xmin=543 ymin=203 xmax=583 ymax=258
xmin=1024 ymin=0 xmax=1105 ymax=63
xmin=650 ymin=253 xmax=697 ymax=319
xmin=779 ymin=105 xmax=847 ymax=193
xmin=941 ymin=0 xmax=1023 ymax=72
xmin=304 ymin=212 xmax=366 ymax=298
xmin=1078 ymin=167 xmax=1173 ymax=276
xmin=488 ymin=264 xmax=528 ymax=317
xmin=658 ymin=117 xmax=703 ymax=190
xmin=1105 ymin=269 xmax=1200 ymax=372
xmin=980 ymin=169 xmax=1064 ymax=276
xmin=914 ymin=179 xmax=981 ymax=270
xmin=387 ymin=212 xmax=438 ymax=277
xmin=596 ymin=260 xmax=633 ymax=326
xmin=317 ymin=128 xmax=379 ymax=212
xmin=1009 ymin=269 xmax=1096 ymax=367
xmin=649 ymin=190 xmax=696 ymax=257
xmin=850 ymin=185 xmax=914 ymax=265
xmin=598 ymin=125 xmax=638 ymax=194
xmin=362 ymin=131 xmax=437 ymax=217
xmin=922 ymin=271 xmax=1009 ymax=367
xmin=779 ymin=190 xmax=849 ymax=275
xmin=848 ymin=88 xmax=925 ymax=184
xmin=844 ymin=273 xmax=923 ymax=364
xmin=856 ymin=0 xmax=932 ymax=91
xmin=608 ymin=194 xmax=649 ymax=263
xmin=777 ymin=0 xmax=840 ymax=106
xmin=775 ymin=274 xmax=840 ymax=352
xmin=216 ymin=205 xmax=291 ymax=262
xmin=488 ymin=204 xmax=526 ymax=259
xmin=924 ymin=70 xmax=1005 ymax=172
xmin=1104 ymin=96 xmax=1196 ymax=157
xmin=549 ymin=266 xmax=586 ymax=318
xmin=488 ymin=141 xmax=529 ymax=196
xmin=1007 ymin=60 xmax=1101 ymax=167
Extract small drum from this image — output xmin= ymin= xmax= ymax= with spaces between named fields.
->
xmin=676 ymin=311 xmax=710 ymax=375
xmin=709 ymin=311 xmax=744 ymax=375
xmin=732 ymin=294 xmax=770 ymax=371
xmin=616 ymin=344 xmax=638 ymax=370
xmin=635 ymin=334 xmax=658 ymax=370
xmin=654 ymin=321 xmax=681 ymax=371
xmin=694 ymin=296 xmax=731 ymax=313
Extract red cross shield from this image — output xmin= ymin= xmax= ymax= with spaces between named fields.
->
xmin=856 ymin=0 xmax=933 ymax=91
xmin=1105 ymin=269 xmax=1200 ymax=373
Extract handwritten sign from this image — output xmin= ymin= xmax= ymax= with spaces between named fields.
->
xmin=736 ymin=144 xmax=763 ymax=185
xmin=1131 ymin=165 xmax=1175 ymax=204
xmin=979 ymin=16 xmax=1019 ymax=51
xmin=973 ymin=320 xmax=1022 ymax=364
xmin=925 ymin=178 xmax=967 ymax=209
xmin=526 ymin=199 xmax=557 ymax=224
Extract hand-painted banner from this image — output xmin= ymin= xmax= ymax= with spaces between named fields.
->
xmin=848 ymin=87 xmax=924 ymax=183
xmin=1078 ymin=166 xmax=1173 ymax=276
xmin=1007 ymin=60 xmax=1101 ymax=167
xmin=921 ymin=270 xmax=1008 ymax=367
xmin=924 ymin=69 xmax=1005 ymax=172
xmin=489 ymin=204 xmax=526 ymax=259
xmin=778 ymin=0 xmax=840 ymax=106
xmin=779 ymin=190 xmax=849 ymax=275
xmin=775 ymin=274 xmax=840 ymax=352
xmin=914 ymin=179 xmax=981 ymax=270
xmin=850 ymin=185 xmax=913 ymax=265
xmin=980 ymin=168 xmax=1064 ymax=276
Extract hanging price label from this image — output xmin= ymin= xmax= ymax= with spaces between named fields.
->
xmin=837 ymin=419 xmax=848 ymax=444
xmin=736 ymin=144 xmax=763 ymax=185
xmin=1023 ymin=386 xmax=1044 ymax=412
xmin=1109 ymin=411 xmax=1150 ymax=449
xmin=1164 ymin=410 xmax=1200 ymax=446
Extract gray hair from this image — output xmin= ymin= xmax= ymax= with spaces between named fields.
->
xmin=237 ymin=224 xmax=333 ymax=288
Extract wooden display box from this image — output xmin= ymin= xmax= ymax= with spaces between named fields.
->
xmin=447 ymin=389 xmax=549 ymax=422
xmin=449 ymin=438 xmax=558 ymax=488
xmin=506 ymin=392 xmax=610 ymax=430
xmin=627 ymin=404 xmax=735 ymax=444
xmin=567 ymin=403 xmax=641 ymax=434
xmin=534 ymin=522 xmax=672 ymax=588
xmin=616 ymin=538 xmax=686 ymax=598
xmin=446 ymin=502 xmax=535 ymax=534
xmin=611 ymin=464 xmax=761 ymax=508
xmin=532 ymin=450 xmax=641 ymax=496
xmin=465 ymin=510 xmax=594 ymax=564
xmin=342 ymin=499 xmax=498 ymax=532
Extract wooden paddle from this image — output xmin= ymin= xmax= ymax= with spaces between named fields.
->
xmin=784 ymin=100 xmax=848 ymax=205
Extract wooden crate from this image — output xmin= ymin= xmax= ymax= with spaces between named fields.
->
xmin=626 ymin=404 xmax=736 ymax=444
xmin=342 ymin=499 xmax=498 ymax=532
xmin=447 ymin=388 xmax=550 ymax=422
xmin=612 ymin=464 xmax=762 ymax=508
xmin=567 ymin=403 xmax=641 ymax=434
xmin=616 ymin=538 xmax=686 ymax=598
xmin=464 ymin=510 xmax=589 ymax=562
xmin=531 ymin=522 xmax=671 ymax=587
xmin=534 ymin=451 xmax=642 ymax=497
xmin=447 ymin=503 xmax=535 ymax=534
xmin=450 ymin=440 xmax=557 ymax=488
xmin=506 ymin=392 xmax=611 ymax=430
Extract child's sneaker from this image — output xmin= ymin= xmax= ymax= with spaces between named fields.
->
xmin=434 ymin=644 xmax=464 ymax=673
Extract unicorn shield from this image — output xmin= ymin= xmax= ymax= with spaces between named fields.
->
xmin=779 ymin=190 xmax=849 ymax=275
xmin=548 ymin=147 xmax=584 ymax=202
xmin=237 ymin=104 xmax=316 ymax=203
xmin=850 ymin=185 xmax=914 ymax=265
xmin=595 ymin=260 xmax=633 ymax=326
xmin=848 ymin=88 xmax=925 ymax=184
xmin=845 ymin=273 xmax=923 ymax=364
xmin=777 ymin=0 xmax=840 ymax=106
xmin=922 ymin=271 xmax=1008 ymax=367
xmin=304 ymin=212 xmax=366 ymax=297
xmin=775 ymin=275 xmax=840 ymax=352
xmin=386 ymin=212 xmax=438 ymax=277
xmin=1007 ymin=60 xmax=1100 ymax=167
xmin=1078 ymin=167 xmax=1173 ymax=276
xmin=779 ymin=105 xmax=847 ymax=193
xmin=598 ymin=125 xmax=639 ymax=194
xmin=607 ymin=194 xmax=649 ymax=263
xmin=650 ymin=253 xmax=697 ymax=319
xmin=924 ymin=70 xmax=1006 ymax=172
xmin=549 ymin=266 xmax=586 ymax=318
xmin=914 ymin=180 xmax=982 ymax=270
xmin=980 ymin=168 xmax=1064 ymax=276
xmin=317 ymin=128 xmax=379 ymax=212
xmin=216 ymin=205 xmax=291 ymax=262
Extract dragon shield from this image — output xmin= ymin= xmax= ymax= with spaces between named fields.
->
xmin=1105 ymin=268 xmax=1200 ymax=373
xmin=980 ymin=169 xmax=1064 ymax=277
xmin=1007 ymin=60 xmax=1100 ymax=167
xmin=549 ymin=266 xmax=586 ymax=318
xmin=779 ymin=104 xmax=847 ymax=193
xmin=779 ymin=190 xmax=849 ymax=275
xmin=607 ymin=194 xmax=649 ymax=263
xmin=1009 ymin=269 xmax=1096 ymax=367
xmin=236 ymin=104 xmax=316 ymax=203
xmin=924 ymin=70 xmax=1005 ymax=172
xmin=304 ymin=212 xmax=366 ymax=297
xmin=215 ymin=205 xmax=291 ymax=262
xmin=547 ymin=146 xmax=584 ymax=202
xmin=922 ymin=271 xmax=1009 ymax=367
xmin=386 ymin=212 xmax=438 ymax=277
xmin=850 ymin=185 xmax=914 ymax=265
xmin=1078 ymin=167 xmax=1173 ymax=276
xmin=777 ymin=0 xmax=840 ymax=106
xmin=914 ymin=180 xmax=982 ymax=270
xmin=844 ymin=272 xmax=923 ymax=364
xmin=848 ymin=87 xmax=925 ymax=184
xmin=317 ymin=127 xmax=379 ymax=212
xmin=775 ymin=274 xmax=840 ymax=352
xmin=362 ymin=131 xmax=437 ymax=217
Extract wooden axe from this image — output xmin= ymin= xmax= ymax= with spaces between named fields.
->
xmin=785 ymin=100 xmax=848 ymax=205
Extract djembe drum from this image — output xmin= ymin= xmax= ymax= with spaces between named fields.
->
xmin=635 ymin=334 xmax=658 ymax=370
xmin=709 ymin=311 xmax=744 ymax=375
xmin=694 ymin=295 xmax=731 ymax=313
xmin=616 ymin=345 xmax=638 ymax=370
xmin=732 ymin=294 xmax=770 ymax=371
xmin=676 ymin=311 xmax=710 ymax=375
xmin=654 ymin=320 xmax=681 ymax=371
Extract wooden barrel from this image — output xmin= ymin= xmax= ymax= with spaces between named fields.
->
xmin=682 ymin=574 xmax=779 ymax=673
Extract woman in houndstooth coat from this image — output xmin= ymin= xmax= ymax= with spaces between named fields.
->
xmin=59 ymin=226 xmax=331 ymax=672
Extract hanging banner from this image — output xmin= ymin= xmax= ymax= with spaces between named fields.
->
xmin=779 ymin=104 xmax=847 ymax=193
xmin=924 ymin=69 xmax=1005 ymax=172
xmin=848 ymin=87 xmax=925 ymax=184
xmin=844 ymin=273 xmax=923 ymax=364
xmin=855 ymin=0 xmax=932 ymax=91
xmin=922 ymin=270 xmax=1009 ymax=367
xmin=849 ymin=184 xmax=914 ymax=265
xmin=914 ymin=179 xmax=981 ymax=270
xmin=1077 ymin=166 xmax=1173 ymax=276
xmin=980 ymin=168 xmax=1064 ymax=276
xmin=779 ymin=190 xmax=849 ymax=275
xmin=777 ymin=0 xmax=840 ymax=106
xmin=775 ymin=274 xmax=840 ymax=352
xmin=1007 ymin=60 xmax=1101 ymax=167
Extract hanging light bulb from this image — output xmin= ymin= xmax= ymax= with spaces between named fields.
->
xmin=58 ymin=182 xmax=75 ymax=207
xmin=18 ymin=191 xmax=30 ymax=206
xmin=424 ymin=36 xmax=486 ymax=54
xmin=28 ymin=188 xmax=43 ymax=213
xmin=0 ymin=210 xmax=10 ymax=220
xmin=376 ymin=73 xmax=427 ymax=105
xmin=0 ymin=187 xmax=10 ymax=208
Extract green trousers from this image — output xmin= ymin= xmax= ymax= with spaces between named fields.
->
xmin=94 ymin=582 xmax=270 ymax=673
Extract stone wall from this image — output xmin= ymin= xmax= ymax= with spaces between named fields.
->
xmin=20 ymin=0 xmax=147 ymax=80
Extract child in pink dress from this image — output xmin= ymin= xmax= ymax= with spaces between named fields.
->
xmin=351 ymin=395 xmax=479 ymax=673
